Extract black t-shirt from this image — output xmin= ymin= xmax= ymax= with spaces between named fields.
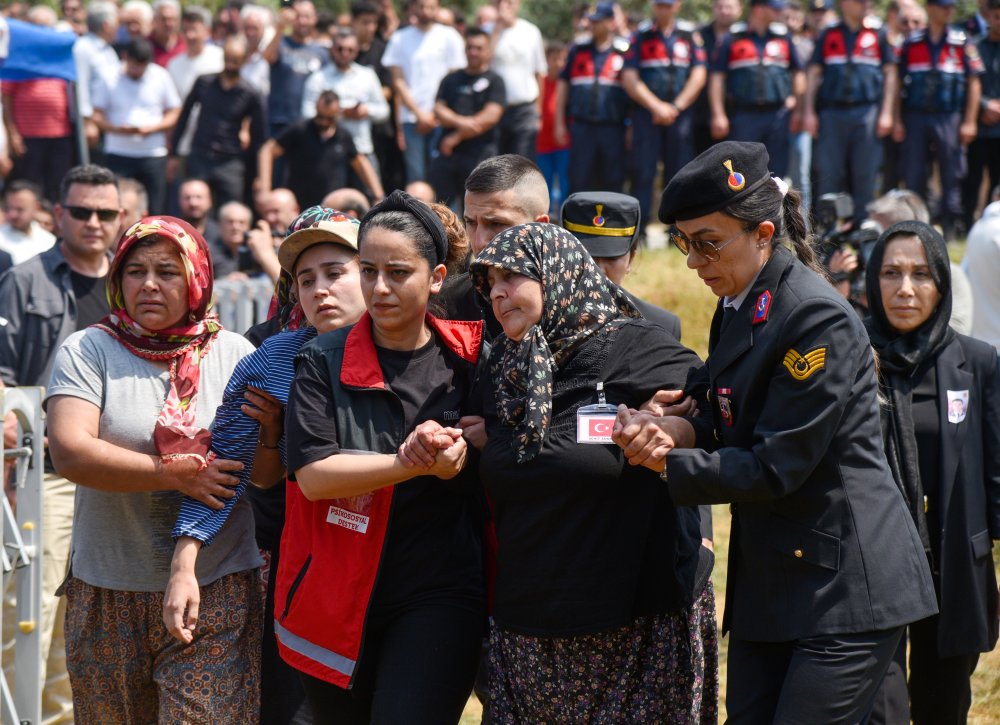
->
xmin=276 ymin=122 xmax=359 ymax=209
xmin=70 ymin=271 xmax=109 ymax=329
xmin=435 ymin=69 xmax=506 ymax=156
xmin=912 ymin=360 xmax=941 ymax=558
xmin=480 ymin=319 xmax=707 ymax=637
xmin=285 ymin=331 xmax=484 ymax=611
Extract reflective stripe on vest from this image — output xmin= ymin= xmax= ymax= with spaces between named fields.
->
xmin=275 ymin=620 xmax=358 ymax=679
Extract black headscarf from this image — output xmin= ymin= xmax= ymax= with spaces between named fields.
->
xmin=864 ymin=220 xmax=955 ymax=553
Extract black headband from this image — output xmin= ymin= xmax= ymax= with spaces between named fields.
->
xmin=359 ymin=190 xmax=449 ymax=265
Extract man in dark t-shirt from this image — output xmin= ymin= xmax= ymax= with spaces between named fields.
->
xmin=258 ymin=90 xmax=384 ymax=209
xmin=429 ymin=27 xmax=506 ymax=209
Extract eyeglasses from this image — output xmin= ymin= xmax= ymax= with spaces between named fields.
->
xmin=65 ymin=205 xmax=120 ymax=222
xmin=333 ymin=46 xmax=357 ymax=54
xmin=669 ymin=227 xmax=750 ymax=262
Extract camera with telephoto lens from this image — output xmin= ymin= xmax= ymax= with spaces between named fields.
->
xmin=814 ymin=193 xmax=881 ymax=306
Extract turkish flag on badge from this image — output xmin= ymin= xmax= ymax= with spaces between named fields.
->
xmin=578 ymin=413 xmax=617 ymax=444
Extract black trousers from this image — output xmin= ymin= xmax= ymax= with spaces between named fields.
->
xmin=726 ymin=626 xmax=904 ymax=724
xmin=909 ymin=613 xmax=980 ymax=725
xmin=497 ymin=102 xmax=539 ymax=161
xmin=11 ymin=136 xmax=75 ymax=202
xmin=299 ymin=600 xmax=484 ymax=725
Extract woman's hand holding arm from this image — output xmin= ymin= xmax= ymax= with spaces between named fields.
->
xmin=163 ymin=536 xmax=201 ymax=644
xmin=397 ymin=421 xmax=464 ymax=467
xmin=47 ymin=395 xmax=241 ymax=509
xmin=241 ymin=386 xmax=286 ymax=487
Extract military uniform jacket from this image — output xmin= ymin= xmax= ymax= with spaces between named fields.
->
xmin=811 ymin=19 xmax=895 ymax=107
xmin=624 ymin=21 xmax=706 ymax=103
xmin=666 ymin=246 xmax=938 ymax=642
xmin=899 ymin=27 xmax=984 ymax=113
xmin=712 ymin=23 xmax=803 ymax=109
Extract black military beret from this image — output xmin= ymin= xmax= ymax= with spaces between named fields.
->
xmin=561 ymin=191 xmax=640 ymax=258
xmin=658 ymin=141 xmax=773 ymax=224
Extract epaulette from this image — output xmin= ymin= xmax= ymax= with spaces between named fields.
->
xmin=676 ymin=19 xmax=696 ymax=33
xmin=614 ymin=35 xmax=631 ymax=53
xmin=729 ymin=21 xmax=749 ymax=35
xmin=862 ymin=15 xmax=882 ymax=30
xmin=946 ymin=28 xmax=968 ymax=44
xmin=637 ymin=18 xmax=653 ymax=33
xmin=768 ymin=22 xmax=789 ymax=36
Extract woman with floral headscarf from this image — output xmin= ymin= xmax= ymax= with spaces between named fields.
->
xmin=46 ymin=217 xmax=262 ymax=722
xmin=468 ymin=222 xmax=718 ymax=723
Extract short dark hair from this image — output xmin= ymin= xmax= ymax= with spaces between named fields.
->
xmin=59 ymin=164 xmax=120 ymax=203
xmin=317 ymin=89 xmax=340 ymax=106
xmin=181 ymin=6 xmax=211 ymax=25
xmin=123 ymin=37 xmax=153 ymax=63
xmin=465 ymin=25 xmax=488 ymax=40
xmin=465 ymin=154 xmax=543 ymax=196
xmin=4 ymin=179 xmax=42 ymax=201
xmin=987 ymin=0 xmax=1000 ymax=10
xmin=350 ymin=0 xmax=379 ymax=18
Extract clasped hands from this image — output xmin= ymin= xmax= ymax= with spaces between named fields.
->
xmin=612 ymin=389 xmax=698 ymax=472
xmin=397 ymin=416 xmax=485 ymax=479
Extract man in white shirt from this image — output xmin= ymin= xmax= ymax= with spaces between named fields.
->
xmin=240 ymin=4 xmax=274 ymax=96
xmin=0 ymin=180 xmax=56 ymax=264
xmin=91 ymin=37 xmax=181 ymax=214
xmin=73 ymin=0 xmax=120 ymax=148
xmin=167 ymin=6 xmax=223 ymax=99
xmin=488 ymin=0 xmax=545 ymax=159
xmin=963 ymin=195 xmax=1000 ymax=349
xmin=302 ymin=29 xmax=389 ymax=172
xmin=381 ymin=0 xmax=465 ymax=183
xmin=167 ymin=6 xmax=223 ymax=159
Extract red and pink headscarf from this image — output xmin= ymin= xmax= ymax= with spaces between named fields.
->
xmin=93 ymin=216 xmax=221 ymax=465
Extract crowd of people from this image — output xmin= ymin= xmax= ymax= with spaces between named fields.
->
xmin=0 ymin=0 xmax=998 ymax=723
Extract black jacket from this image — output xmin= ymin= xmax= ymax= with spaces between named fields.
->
xmin=918 ymin=334 xmax=1000 ymax=657
xmin=666 ymin=246 xmax=938 ymax=641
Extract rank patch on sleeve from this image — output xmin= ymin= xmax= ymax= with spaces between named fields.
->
xmin=782 ymin=346 xmax=827 ymax=381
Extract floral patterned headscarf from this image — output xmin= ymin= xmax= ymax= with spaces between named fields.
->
xmin=93 ymin=216 xmax=221 ymax=465
xmin=471 ymin=222 xmax=640 ymax=462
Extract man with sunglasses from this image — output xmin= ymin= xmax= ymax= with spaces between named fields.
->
xmin=0 ymin=163 xmax=123 ymax=725
xmin=301 ymin=29 xmax=389 ymax=179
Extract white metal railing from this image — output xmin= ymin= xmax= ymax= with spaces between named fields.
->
xmin=1 ymin=387 xmax=45 ymax=725
xmin=213 ymin=277 xmax=276 ymax=334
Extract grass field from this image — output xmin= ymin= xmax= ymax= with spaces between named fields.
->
xmin=462 ymin=243 xmax=1000 ymax=723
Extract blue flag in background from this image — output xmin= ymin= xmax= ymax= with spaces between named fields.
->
xmin=0 ymin=18 xmax=77 ymax=82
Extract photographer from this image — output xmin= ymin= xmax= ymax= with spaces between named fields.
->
xmin=212 ymin=200 xmax=281 ymax=282
xmin=814 ymin=191 xmax=881 ymax=312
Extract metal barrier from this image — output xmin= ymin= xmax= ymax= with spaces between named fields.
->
xmin=213 ymin=277 xmax=276 ymax=334
xmin=1 ymin=387 xmax=44 ymax=725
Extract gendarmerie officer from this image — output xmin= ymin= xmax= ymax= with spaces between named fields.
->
xmin=555 ymin=2 xmax=631 ymax=194
xmin=802 ymin=0 xmax=898 ymax=223
xmin=895 ymin=0 xmax=984 ymax=238
xmin=612 ymin=141 xmax=937 ymax=722
xmin=561 ymin=190 xmax=683 ymax=340
xmin=708 ymin=0 xmax=805 ymax=177
xmin=622 ymin=0 xmax=707 ymax=237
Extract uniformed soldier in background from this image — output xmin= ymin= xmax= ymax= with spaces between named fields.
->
xmin=894 ymin=0 xmax=984 ymax=239
xmin=613 ymin=141 xmax=938 ymax=722
xmin=623 ymin=0 xmax=708 ymax=240
xmin=962 ymin=0 xmax=1000 ymax=229
xmin=554 ymin=1 xmax=631 ymax=194
xmin=708 ymin=0 xmax=806 ymax=177
xmin=694 ymin=0 xmax=744 ymax=154
xmin=802 ymin=0 xmax=898 ymax=223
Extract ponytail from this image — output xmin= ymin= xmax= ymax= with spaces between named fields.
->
xmin=429 ymin=202 xmax=471 ymax=276
xmin=725 ymin=179 xmax=827 ymax=278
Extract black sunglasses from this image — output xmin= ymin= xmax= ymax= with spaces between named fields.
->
xmin=65 ymin=205 xmax=120 ymax=222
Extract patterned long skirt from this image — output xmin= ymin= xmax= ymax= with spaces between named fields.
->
xmin=489 ymin=583 xmax=719 ymax=724
xmin=64 ymin=568 xmax=263 ymax=724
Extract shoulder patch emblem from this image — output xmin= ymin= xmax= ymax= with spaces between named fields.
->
xmin=782 ymin=346 xmax=827 ymax=381
xmin=752 ymin=290 xmax=772 ymax=325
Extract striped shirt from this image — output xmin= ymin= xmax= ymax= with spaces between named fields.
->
xmin=173 ymin=326 xmax=317 ymax=544
xmin=1 ymin=79 xmax=71 ymax=138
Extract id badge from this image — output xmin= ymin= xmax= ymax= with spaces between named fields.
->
xmin=576 ymin=403 xmax=619 ymax=444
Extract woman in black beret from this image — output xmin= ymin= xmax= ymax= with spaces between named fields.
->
xmin=864 ymin=221 xmax=1000 ymax=725
xmin=613 ymin=141 xmax=938 ymax=723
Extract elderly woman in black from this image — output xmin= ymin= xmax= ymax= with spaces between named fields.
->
xmin=466 ymin=223 xmax=717 ymax=724
xmin=865 ymin=220 xmax=1000 ymax=725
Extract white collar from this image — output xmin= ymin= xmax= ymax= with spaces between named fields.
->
xmin=723 ymin=263 xmax=766 ymax=311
